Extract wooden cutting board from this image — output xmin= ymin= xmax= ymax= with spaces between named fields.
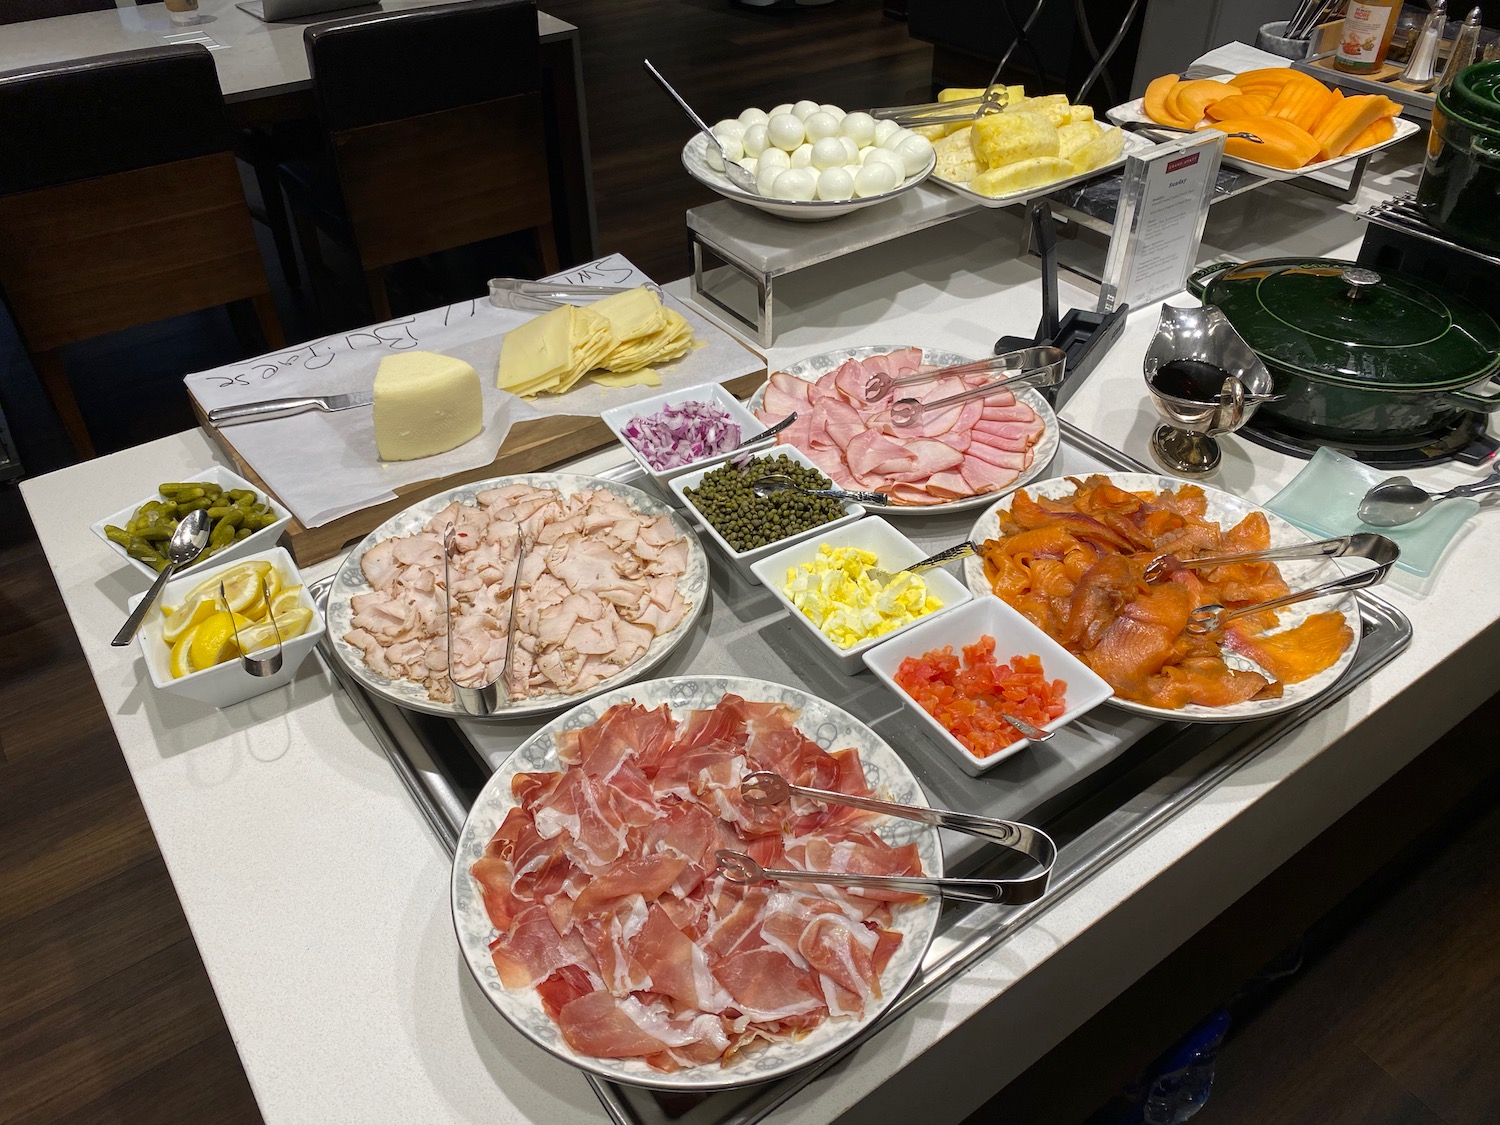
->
xmin=191 ymin=364 xmax=767 ymax=567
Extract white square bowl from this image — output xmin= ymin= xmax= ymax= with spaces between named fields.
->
xmin=91 ymin=465 xmax=292 ymax=584
xmin=132 ymin=546 xmax=325 ymax=709
xmin=600 ymin=381 xmax=764 ymax=496
xmin=863 ymin=597 xmax=1113 ymax=775
xmin=749 ymin=517 xmax=972 ymax=675
xmin=669 ymin=444 xmax=863 ymax=583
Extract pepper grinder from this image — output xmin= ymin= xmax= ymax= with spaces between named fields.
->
xmin=1402 ymin=0 xmax=1446 ymax=84
xmin=1438 ymin=7 xmax=1484 ymax=88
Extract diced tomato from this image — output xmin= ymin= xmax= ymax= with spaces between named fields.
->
xmin=894 ymin=637 xmax=1067 ymax=759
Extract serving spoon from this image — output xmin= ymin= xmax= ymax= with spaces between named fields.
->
xmin=1356 ymin=466 xmax=1500 ymax=527
xmin=643 ymin=59 xmax=760 ymax=195
xmin=111 ymin=508 xmax=212 ymax=646
xmin=750 ymin=473 xmax=890 ymax=506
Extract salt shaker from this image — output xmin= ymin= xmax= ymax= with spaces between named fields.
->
xmin=1401 ymin=0 xmax=1446 ymax=84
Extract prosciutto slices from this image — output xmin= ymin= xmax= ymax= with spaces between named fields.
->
xmin=344 ymin=483 xmax=692 ymax=702
xmin=471 ymin=694 xmax=925 ymax=1071
xmin=754 ymin=347 xmax=1046 ymax=506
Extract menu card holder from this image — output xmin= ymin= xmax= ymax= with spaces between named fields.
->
xmin=1097 ymin=132 xmax=1224 ymax=314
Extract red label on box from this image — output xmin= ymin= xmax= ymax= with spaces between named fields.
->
xmin=1165 ymin=153 xmax=1201 ymax=173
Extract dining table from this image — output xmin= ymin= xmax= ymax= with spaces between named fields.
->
xmin=0 ymin=0 xmax=598 ymax=266
xmin=19 ymin=129 xmax=1500 ymax=1124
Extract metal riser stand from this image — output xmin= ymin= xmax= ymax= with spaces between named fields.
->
xmin=311 ymin=422 xmax=1412 ymax=1125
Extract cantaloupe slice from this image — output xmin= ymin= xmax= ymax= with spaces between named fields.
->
xmin=1230 ymin=68 xmax=1305 ymax=95
xmin=1176 ymin=79 xmax=1243 ymax=125
xmin=1202 ymin=115 xmax=1321 ymax=169
xmin=1346 ymin=116 xmax=1397 ymax=151
xmin=1311 ymin=94 xmax=1396 ymax=160
xmin=1266 ymin=75 xmax=1338 ymax=134
xmin=1205 ymin=93 xmax=1272 ymax=121
xmin=1143 ymin=73 xmax=1187 ymax=128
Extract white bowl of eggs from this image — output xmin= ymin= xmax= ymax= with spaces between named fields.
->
xmin=681 ymin=99 xmax=936 ymax=222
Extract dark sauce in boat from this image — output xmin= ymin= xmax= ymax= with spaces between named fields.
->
xmin=1152 ymin=359 xmax=1230 ymax=402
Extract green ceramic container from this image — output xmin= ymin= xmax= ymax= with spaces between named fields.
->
xmin=1189 ymin=258 xmax=1500 ymax=441
xmin=1417 ymin=62 xmax=1500 ymax=256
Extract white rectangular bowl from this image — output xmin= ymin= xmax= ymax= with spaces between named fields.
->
xmin=600 ymin=381 xmax=764 ymax=498
xmin=91 ymin=464 xmax=292 ymax=584
xmin=749 ymin=516 xmax=973 ymax=675
xmin=132 ymin=546 xmax=325 ymax=709
xmin=863 ymin=596 xmax=1112 ymax=774
xmin=669 ymin=444 xmax=863 ymax=583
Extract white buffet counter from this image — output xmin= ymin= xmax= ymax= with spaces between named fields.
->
xmin=21 ymin=135 xmax=1500 ymax=1125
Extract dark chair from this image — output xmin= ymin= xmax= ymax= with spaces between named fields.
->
xmin=0 ymin=45 xmax=284 ymax=457
xmin=0 ymin=0 xmax=117 ymax=23
xmin=290 ymin=0 xmax=559 ymax=322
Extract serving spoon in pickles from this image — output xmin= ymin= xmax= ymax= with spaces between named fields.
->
xmin=111 ymin=509 xmax=212 ymax=646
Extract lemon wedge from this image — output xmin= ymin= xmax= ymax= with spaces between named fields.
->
xmin=169 ymin=628 xmax=198 ymax=679
xmin=188 ymin=610 xmax=253 ymax=673
xmin=265 ymin=586 xmax=304 ymax=622
xmin=235 ymin=607 xmax=313 ymax=654
xmin=179 ymin=560 xmax=274 ymax=615
xmin=161 ymin=595 xmax=219 ymax=645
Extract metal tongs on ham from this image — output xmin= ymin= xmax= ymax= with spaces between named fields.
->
xmin=878 ymin=346 xmax=1067 ymax=429
xmin=1155 ymin=532 xmax=1400 ymax=636
xmin=717 ymin=771 xmax=1057 ymax=905
xmin=441 ymin=523 xmax=524 ymax=714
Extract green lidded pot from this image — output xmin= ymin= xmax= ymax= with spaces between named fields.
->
xmin=1189 ymin=258 xmax=1500 ymax=441
xmin=1417 ymin=61 xmax=1500 ymax=256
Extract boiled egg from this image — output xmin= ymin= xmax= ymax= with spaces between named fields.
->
xmin=854 ymin=161 xmax=900 ymax=197
xmin=815 ymin=166 xmax=855 ymax=200
xmin=791 ymin=99 xmax=820 ymax=121
xmin=767 ymin=112 xmax=805 ymax=152
xmin=895 ymin=133 xmax=935 ymax=175
xmin=738 ymin=107 xmax=769 ymax=127
xmin=839 ymin=111 xmax=877 ymax=148
xmin=803 ymin=111 xmax=840 ymax=143
xmin=810 ymin=137 xmax=847 ymax=171
xmin=741 ymin=123 xmax=769 ymax=157
xmin=771 ymin=167 xmax=816 ymax=201
xmin=789 ymin=142 xmax=815 ymax=169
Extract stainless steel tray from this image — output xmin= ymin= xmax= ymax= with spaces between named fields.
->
xmin=312 ymin=419 xmax=1411 ymax=1125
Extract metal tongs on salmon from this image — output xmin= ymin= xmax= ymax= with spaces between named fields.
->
xmin=1142 ymin=532 xmax=1400 ymax=636
xmin=870 ymin=346 xmax=1067 ymax=428
xmin=715 ymin=771 xmax=1057 ymax=905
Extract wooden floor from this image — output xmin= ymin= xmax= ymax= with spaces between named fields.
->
xmin=2 ymin=3 xmax=1498 ymax=1123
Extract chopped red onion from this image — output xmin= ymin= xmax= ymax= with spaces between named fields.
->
xmin=623 ymin=400 xmax=742 ymax=471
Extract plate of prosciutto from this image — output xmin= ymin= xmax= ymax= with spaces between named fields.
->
xmin=452 ymin=676 xmax=943 ymax=1089
xmin=327 ymin=474 xmax=708 ymax=719
xmin=749 ymin=345 xmax=1058 ymax=514
xmin=963 ymin=473 xmax=1361 ymax=723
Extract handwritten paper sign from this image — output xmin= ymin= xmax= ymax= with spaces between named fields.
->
xmin=184 ymin=255 xmax=762 ymax=527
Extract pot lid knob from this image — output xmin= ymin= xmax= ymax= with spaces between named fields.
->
xmin=1341 ymin=267 xmax=1382 ymax=299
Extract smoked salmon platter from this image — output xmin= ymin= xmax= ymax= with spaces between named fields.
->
xmin=326 ymin=473 xmax=708 ymax=718
xmin=963 ymin=473 xmax=1362 ymax=722
xmin=451 ymin=675 xmax=944 ymax=1089
xmin=748 ymin=345 xmax=1059 ymax=514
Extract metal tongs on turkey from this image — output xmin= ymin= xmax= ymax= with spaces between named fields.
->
xmin=869 ymin=84 xmax=1011 ymax=128
xmin=1147 ymin=532 xmax=1401 ymax=636
xmin=442 ymin=523 xmax=527 ymax=714
xmin=878 ymin=345 xmax=1066 ymax=428
xmin=714 ymin=771 xmax=1056 ymax=905
xmin=487 ymin=277 xmax=662 ymax=312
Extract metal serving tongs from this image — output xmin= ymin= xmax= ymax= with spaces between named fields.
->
xmin=225 ymin=577 xmax=284 ymax=677
xmin=1177 ymin=532 xmax=1400 ymax=636
xmin=869 ymin=84 xmax=1010 ymax=128
xmin=441 ymin=524 xmax=526 ymax=714
xmin=715 ymin=771 xmax=1057 ymax=905
xmin=487 ymin=277 xmax=662 ymax=313
xmin=886 ymin=345 xmax=1066 ymax=428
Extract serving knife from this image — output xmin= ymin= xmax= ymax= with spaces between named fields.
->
xmin=207 ymin=390 xmax=373 ymax=427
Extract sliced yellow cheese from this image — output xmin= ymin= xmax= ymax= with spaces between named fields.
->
xmin=590 ymin=368 xmax=662 ymax=389
xmin=373 ymin=351 xmax=483 ymax=461
xmin=497 ymin=305 xmax=574 ymax=393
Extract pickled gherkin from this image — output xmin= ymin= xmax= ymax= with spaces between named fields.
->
xmin=110 ymin=480 xmax=280 ymax=570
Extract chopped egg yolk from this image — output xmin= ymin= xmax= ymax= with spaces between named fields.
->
xmin=783 ymin=545 xmax=941 ymax=649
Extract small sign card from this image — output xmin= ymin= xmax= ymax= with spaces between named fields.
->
xmin=1097 ymin=132 xmax=1224 ymax=313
